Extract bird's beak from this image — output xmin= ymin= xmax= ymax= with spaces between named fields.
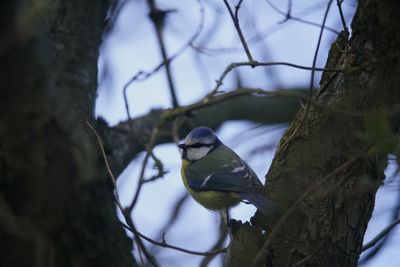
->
xmin=178 ymin=143 xmax=187 ymax=149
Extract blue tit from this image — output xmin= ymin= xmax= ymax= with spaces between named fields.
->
xmin=179 ymin=127 xmax=276 ymax=214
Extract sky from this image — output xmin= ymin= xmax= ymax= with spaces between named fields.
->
xmin=95 ymin=0 xmax=400 ymax=266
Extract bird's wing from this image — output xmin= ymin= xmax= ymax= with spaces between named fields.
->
xmin=185 ymin=145 xmax=263 ymax=193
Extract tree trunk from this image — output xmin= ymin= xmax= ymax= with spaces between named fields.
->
xmin=0 ymin=1 xmax=135 ymax=267
xmin=227 ymin=0 xmax=400 ymax=266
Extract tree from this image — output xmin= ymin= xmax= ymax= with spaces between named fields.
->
xmin=1 ymin=0 xmax=399 ymax=267
xmin=0 ymin=1 xmax=135 ymax=266
xmin=227 ymin=1 xmax=400 ymax=265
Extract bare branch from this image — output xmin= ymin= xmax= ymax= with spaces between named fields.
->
xmin=207 ymin=60 xmax=341 ymax=98
xmin=336 ymin=0 xmax=349 ymax=33
xmin=192 ymin=1 xmax=340 ymax=55
xmin=84 ymin=120 xmax=124 ymax=212
xmin=310 ymin=0 xmax=334 ymax=97
xmin=265 ymin=0 xmax=339 ymax=34
xmin=126 ymin=221 xmax=227 ymax=256
xmin=123 ymin=0 xmax=205 ymax=119
xmin=362 ymin=217 xmax=400 ymax=252
xmin=128 ymin=126 xmax=160 ymax=212
xmin=84 ymin=120 xmax=159 ymax=266
xmin=278 ymin=0 xmax=334 ymax=152
xmin=146 ymin=0 xmax=179 ymax=107
xmin=359 ymin=185 xmax=400 ymax=263
xmin=155 ymin=191 xmax=189 ymax=242
xmin=223 ymin=0 xmax=254 ymax=62
xmin=143 ymin=153 xmax=168 ymax=183
xmin=200 ymin=212 xmax=228 ymax=267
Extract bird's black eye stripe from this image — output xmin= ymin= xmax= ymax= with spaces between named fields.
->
xmin=186 ymin=143 xmax=214 ymax=148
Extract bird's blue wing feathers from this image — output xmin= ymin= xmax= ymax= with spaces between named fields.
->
xmin=185 ymin=146 xmax=263 ymax=193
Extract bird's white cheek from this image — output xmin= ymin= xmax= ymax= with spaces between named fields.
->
xmin=187 ymin=147 xmax=212 ymax=161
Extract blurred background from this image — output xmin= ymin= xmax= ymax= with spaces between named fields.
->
xmin=95 ymin=0 xmax=400 ymax=266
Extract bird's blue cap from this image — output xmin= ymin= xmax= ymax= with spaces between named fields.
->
xmin=187 ymin=127 xmax=214 ymax=142
xmin=179 ymin=127 xmax=220 ymax=149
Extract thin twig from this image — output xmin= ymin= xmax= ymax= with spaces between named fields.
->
xmin=276 ymin=0 xmax=292 ymax=23
xmin=130 ymin=221 xmax=227 ymax=256
xmin=278 ymin=0 xmax=334 ymax=152
xmin=123 ymin=0 xmax=204 ymax=121
xmin=200 ymin=211 xmax=228 ymax=267
xmin=206 ymin=60 xmax=341 ymax=98
xmin=359 ymin=186 xmax=400 ymax=264
xmin=146 ymin=0 xmax=179 ymax=107
xmin=84 ymin=120 xmax=159 ymax=266
xmin=287 ymin=0 xmax=292 ymax=19
xmin=191 ymin=1 xmax=339 ymax=55
xmin=104 ymin=0 xmax=130 ymax=34
xmin=155 ymin=191 xmax=189 ymax=243
xmin=336 ymin=0 xmax=349 ymax=33
xmin=309 ymin=0 xmax=334 ymax=111
xmin=251 ymin=149 xmax=366 ymax=266
xmin=362 ymin=218 xmax=400 ymax=252
xmin=136 ymin=241 xmax=145 ymax=267
xmin=223 ymin=0 xmax=254 ymax=62
xmin=84 ymin=120 xmax=124 ymax=212
xmin=124 ymin=214 xmax=159 ymax=266
xmin=142 ymin=152 xmax=168 ymax=184
xmin=265 ymin=0 xmax=339 ymax=34
xmin=128 ymin=126 xmax=160 ymax=212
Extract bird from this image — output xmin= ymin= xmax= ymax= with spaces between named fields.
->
xmin=178 ymin=126 xmax=276 ymax=215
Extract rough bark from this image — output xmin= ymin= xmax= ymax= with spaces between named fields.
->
xmin=0 ymin=1 xmax=135 ymax=267
xmin=227 ymin=0 xmax=400 ymax=266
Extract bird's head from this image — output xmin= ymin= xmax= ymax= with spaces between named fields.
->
xmin=179 ymin=127 xmax=221 ymax=161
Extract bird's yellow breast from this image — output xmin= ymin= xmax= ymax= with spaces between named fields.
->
xmin=181 ymin=159 xmax=240 ymax=210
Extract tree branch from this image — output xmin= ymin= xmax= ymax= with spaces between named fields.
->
xmin=100 ymin=89 xmax=306 ymax=176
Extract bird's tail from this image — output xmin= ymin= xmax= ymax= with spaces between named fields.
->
xmin=239 ymin=192 xmax=278 ymax=215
